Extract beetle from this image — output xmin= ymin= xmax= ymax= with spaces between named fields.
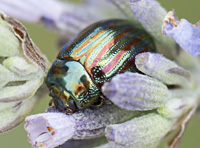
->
xmin=45 ymin=19 xmax=156 ymax=114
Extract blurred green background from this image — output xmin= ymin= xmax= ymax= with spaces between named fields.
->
xmin=0 ymin=0 xmax=200 ymax=147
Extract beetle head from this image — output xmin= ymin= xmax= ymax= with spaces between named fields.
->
xmin=48 ymin=84 xmax=77 ymax=114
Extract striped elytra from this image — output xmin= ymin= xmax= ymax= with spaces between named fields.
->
xmin=46 ymin=19 xmax=156 ymax=114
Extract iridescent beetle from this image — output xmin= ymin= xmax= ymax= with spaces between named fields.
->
xmin=46 ymin=19 xmax=156 ymax=114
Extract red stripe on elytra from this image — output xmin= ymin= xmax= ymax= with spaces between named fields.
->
xmin=102 ymin=36 xmax=143 ymax=74
xmin=85 ymin=28 xmax=136 ymax=73
xmin=120 ymin=44 xmax=152 ymax=73
xmin=57 ymin=20 xmax=126 ymax=60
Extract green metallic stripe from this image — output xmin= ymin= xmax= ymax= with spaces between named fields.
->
xmin=103 ymin=35 xmax=150 ymax=78
xmin=100 ymin=28 xmax=146 ymax=69
xmin=85 ymin=24 xmax=137 ymax=68
xmin=70 ymin=20 xmax=132 ymax=57
xmin=58 ymin=20 xmax=135 ymax=59
xmin=89 ymin=27 xmax=151 ymax=80
xmin=118 ymin=35 xmax=155 ymax=73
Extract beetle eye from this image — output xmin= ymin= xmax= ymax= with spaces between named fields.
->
xmin=49 ymin=85 xmax=62 ymax=98
xmin=49 ymin=99 xmax=54 ymax=106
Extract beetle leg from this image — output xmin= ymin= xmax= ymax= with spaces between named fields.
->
xmin=49 ymin=99 xmax=54 ymax=106
xmin=65 ymin=108 xmax=77 ymax=115
xmin=91 ymin=95 xmax=112 ymax=107
xmin=103 ymin=98 xmax=112 ymax=105
xmin=101 ymin=95 xmax=113 ymax=105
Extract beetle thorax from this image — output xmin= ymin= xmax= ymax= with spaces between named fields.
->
xmin=46 ymin=60 xmax=101 ymax=111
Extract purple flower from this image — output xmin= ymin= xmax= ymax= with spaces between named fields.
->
xmin=135 ymin=52 xmax=194 ymax=88
xmin=25 ymin=104 xmax=138 ymax=148
xmin=162 ymin=11 xmax=200 ymax=56
xmin=105 ymin=113 xmax=174 ymax=148
xmin=0 ymin=0 xmax=120 ymax=36
xmin=102 ymin=72 xmax=170 ymax=111
xmin=130 ymin=0 xmax=176 ymax=51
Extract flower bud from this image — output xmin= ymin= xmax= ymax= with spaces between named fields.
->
xmin=135 ymin=52 xmax=194 ymax=88
xmin=105 ymin=113 xmax=174 ymax=148
xmin=102 ymin=72 xmax=170 ymax=111
xmin=157 ymin=89 xmax=198 ymax=118
xmin=0 ymin=95 xmax=40 ymax=133
xmin=130 ymin=0 xmax=176 ymax=52
xmin=0 ymin=11 xmax=49 ymax=133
